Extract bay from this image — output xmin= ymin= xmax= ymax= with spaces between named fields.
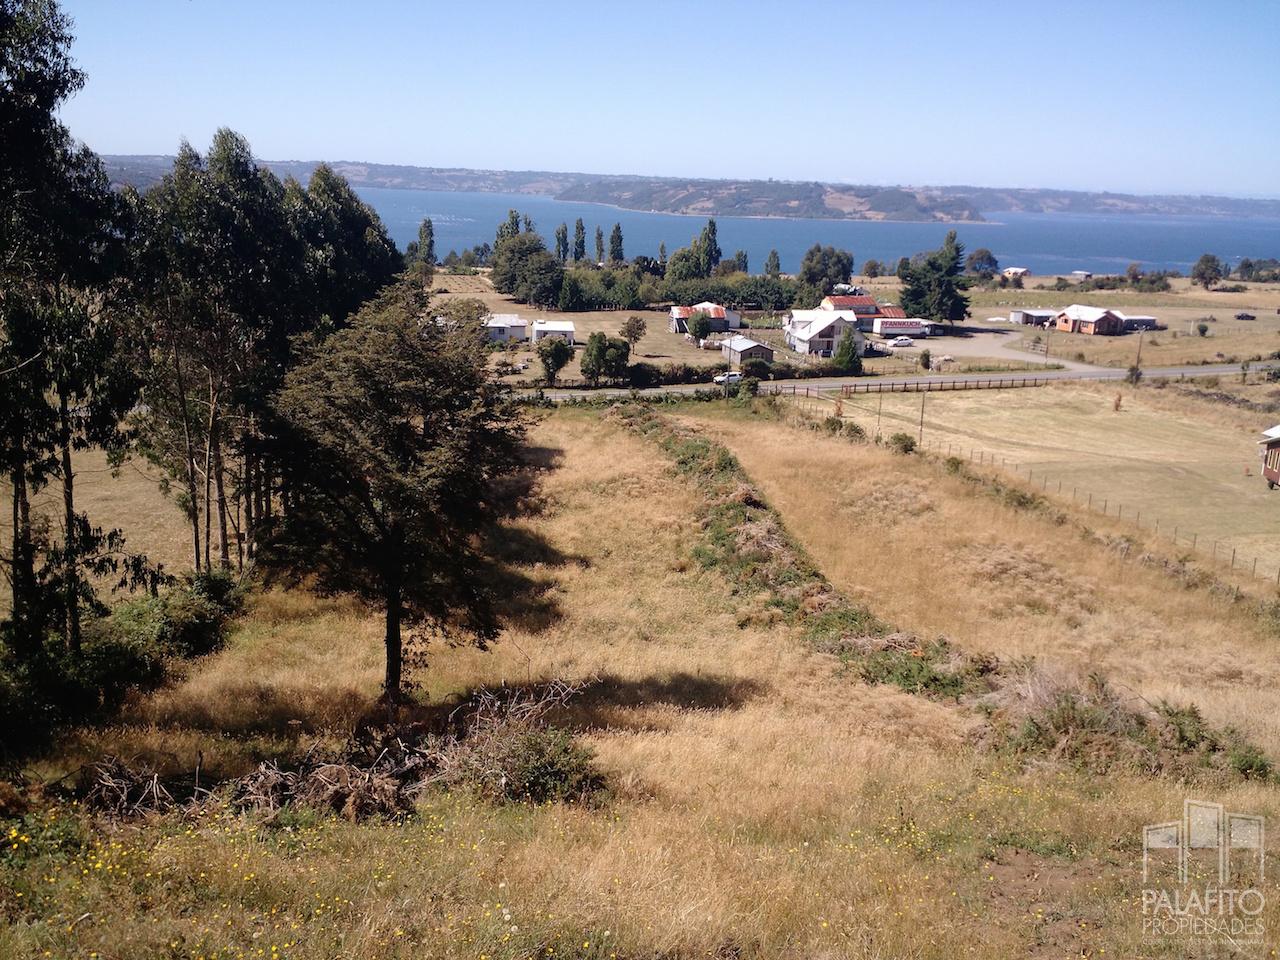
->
xmin=354 ymin=185 xmax=1280 ymax=276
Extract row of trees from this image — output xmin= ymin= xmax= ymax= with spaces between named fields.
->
xmin=4 ymin=0 xmax=523 ymax=709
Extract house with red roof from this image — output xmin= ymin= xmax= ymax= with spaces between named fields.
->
xmin=818 ymin=295 xmax=907 ymax=332
xmin=668 ymin=301 xmax=742 ymax=335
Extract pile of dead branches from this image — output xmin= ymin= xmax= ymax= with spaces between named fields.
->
xmin=81 ymin=756 xmax=175 ymax=817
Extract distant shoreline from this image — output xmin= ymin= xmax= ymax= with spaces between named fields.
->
xmin=105 ymin=155 xmax=1280 ymax=224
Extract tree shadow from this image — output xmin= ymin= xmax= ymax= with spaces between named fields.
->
xmin=367 ymin=671 xmax=769 ymax=738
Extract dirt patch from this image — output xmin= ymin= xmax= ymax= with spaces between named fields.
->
xmin=984 ymin=847 xmax=1120 ymax=958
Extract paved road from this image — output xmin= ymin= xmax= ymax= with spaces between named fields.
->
xmin=536 ymin=361 xmax=1275 ymax=402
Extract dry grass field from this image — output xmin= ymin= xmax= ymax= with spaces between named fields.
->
xmin=432 ymin=272 xmax=723 ymax=380
xmin=866 ymin=274 xmax=1280 ymax=368
xmin=821 ymin=380 xmax=1280 ymax=578
xmin=5 ymin=403 xmax=1280 ymax=958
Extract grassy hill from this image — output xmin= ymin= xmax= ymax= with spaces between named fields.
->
xmin=4 ymin=399 xmax=1279 ymax=958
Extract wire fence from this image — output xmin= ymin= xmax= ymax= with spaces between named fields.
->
xmin=916 ymin=435 xmax=1280 ymax=590
xmin=777 ymin=386 xmax=1280 ymax=591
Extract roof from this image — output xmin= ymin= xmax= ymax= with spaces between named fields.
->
xmin=786 ymin=309 xmax=863 ymax=342
xmin=1261 ymin=425 xmax=1280 ymax=443
xmin=723 ymin=335 xmax=767 ymax=353
xmin=1059 ymin=304 xmax=1118 ymax=323
xmin=670 ymin=303 xmax=728 ymax=319
xmin=822 ymin=295 xmax=878 ymax=310
xmin=532 ymin=319 xmax=575 ymax=332
xmin=485 ymin=313 xmax=526 ymax=327
xmin=1020 ymin=309 xmax=1058 ymax=318
xmin=879 ymin=306 xmax=907 ymax=319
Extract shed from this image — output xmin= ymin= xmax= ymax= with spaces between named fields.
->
xmin=1010 ymin=309 xmax=1057 ymax=326
xmin=1261 ymin=426 xmax=1280 ymax=489
xmin=721 ymin=335 xmax=774 ymax=366
xmin=531 ymin=319 xmax=576 ymax=343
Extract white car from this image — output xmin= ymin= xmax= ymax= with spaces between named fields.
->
xmin=713 ymin=371 xmax=743 ymax=385
xmin=889 ymin=336 xmax=915 ymax=348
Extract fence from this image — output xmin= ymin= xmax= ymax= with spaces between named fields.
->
xmin=840 ymin=375 xmax=1052 ymax=396
xmin=915 ymin=436 xmax=1280 ymax=590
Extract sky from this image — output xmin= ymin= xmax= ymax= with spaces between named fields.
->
xmin=58 ymin=0 xmax=1280 ymax=197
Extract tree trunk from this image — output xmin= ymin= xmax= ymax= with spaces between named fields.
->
xmin=58 ymin=387 xmax=81 ymax=654
xmin=383 ymin=579 xmax=403 ymax=695
xmin=203 ymin=378 xmax=215 ymax=572
xmin=242 ymin=428 xmax=254 ymax=561
xmin=211 ymin=411 xmax=230 ymax=569
xmin=9 ymin=455 xmax=39 ymax=656
xmin=171 ymin=341 xmax=201 ymax=572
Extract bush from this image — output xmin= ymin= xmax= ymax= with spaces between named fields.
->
xmin=919 ymin=348 xmax=931 ymax=371
xmin=768 ymin=361 xmax=798 ymax=381
xmin=1197 ymin=322 xmax=1210 ymax=337
xmin=741 ymin=358 xmax=772 ymax=380
xmin=0 ymin=574 xmax=240 ymax=754
xmin=456 ymin=726 xmax=606 ymax=804
xmin=735 ymin=376 xmax=760 ymax=399
xmin=888 ymin=432 xmax=917 ymax=454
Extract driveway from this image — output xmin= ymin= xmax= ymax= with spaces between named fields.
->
xmin=887 ymin=324 xmax=1099 ymax=373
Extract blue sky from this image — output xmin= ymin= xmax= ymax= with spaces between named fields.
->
xmin=59 ymin=0 xmax=1280 ymax=197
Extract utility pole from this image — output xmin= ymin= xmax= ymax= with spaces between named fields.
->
xmin=1134 ymin=328 xmax=1145 ymax=370
xmin=875 ymin=392 xmax=883 ymax=441
xmin=918 ymin=389 xmax=926 ymax=444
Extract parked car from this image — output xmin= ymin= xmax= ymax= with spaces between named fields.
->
xmin=890 ymin=336 xmax=915 ymax=348
xmin=1236 ymin=312 xmax=1257 ymax=321
xmin=713 ymin=371 xmax=743 ymax=385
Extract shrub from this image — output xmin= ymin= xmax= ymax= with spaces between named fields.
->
xmin=919 ymin=348 xmax=931 ymax=370
xmin=1197 ymin=322 xmax=1210 ymax=337
xmin=457 ymin=726 xmax=607 ymax=804
xmin=888 ymin=432 xmax=917 ymax=454
xmin=735 ymin=376 xmax=760 ymax=399
xmin=768 ymin=361 xmax=798 ymax=381
xmin=741 ymin=358 xmax=771 ymax=380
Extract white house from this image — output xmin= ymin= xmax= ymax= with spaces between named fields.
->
xmin=1071 ymin=270 xmax=1094 ymax=280
xmin=669 ymin=301 xmax=742 ymax=334
xmin=531 ymin=319 xmax=576 ymax=343
xmin=784 ymin=309 xmax=867 ymax=357
xmin=484 ymin=314 xmax=528 ymax=342
xmin=1002 ymin=267 xmax=1029 ymax=278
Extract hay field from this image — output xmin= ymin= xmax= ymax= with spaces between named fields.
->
xmin=819 ymin=380 xmax=1280 ymax=577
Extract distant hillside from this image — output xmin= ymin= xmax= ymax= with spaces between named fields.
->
xmin=101 ymin=155 xmax=1280 ymax=222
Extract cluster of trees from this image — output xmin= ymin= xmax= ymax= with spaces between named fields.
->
xmin=3 ymin=1 xmax=521 ymax=725
xmin=488 ymin=211 xmax=856 ymax=313
xmin=1237 ymin=258 xmax=1280 ymax=283
xmin=898 ymin=231 xmax=971 ymax=324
